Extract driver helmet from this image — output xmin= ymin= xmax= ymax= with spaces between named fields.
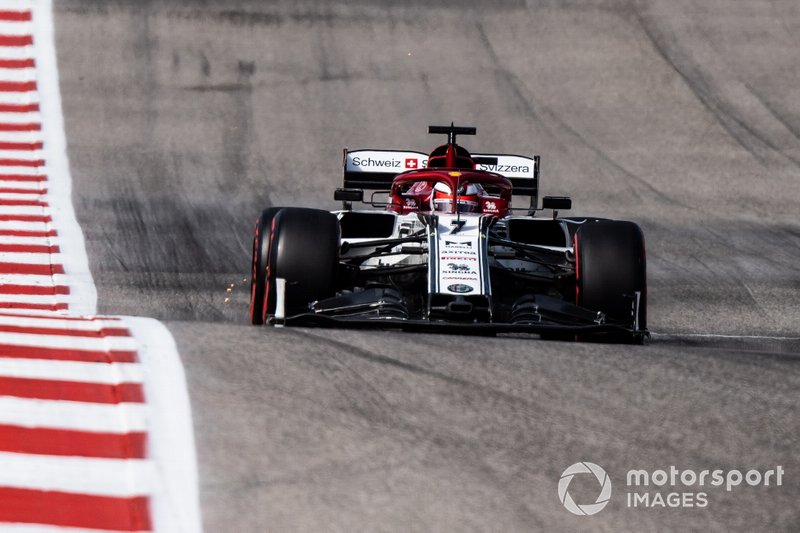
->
xmin=432 ymin=182 xmax=481 ymax=213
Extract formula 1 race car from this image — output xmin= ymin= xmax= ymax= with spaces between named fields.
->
xmin=250 ymin=124 xmax=647 ymax=343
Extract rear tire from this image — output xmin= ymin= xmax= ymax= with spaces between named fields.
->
xmin=250 ymin=208 xmax=283 ymax=325
xmin=575 ymin=220 xmax=646 ymax=342
xmin=265 ymin=208 xmax=340 ymax=320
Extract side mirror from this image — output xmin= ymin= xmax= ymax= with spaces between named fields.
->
xmin=542 ymin=196 xmax=572 ymax=210
xmin=369 ymin=190 xmax=400 ymax=208
xmin=334 ymin=188 xmax=364 ymax=202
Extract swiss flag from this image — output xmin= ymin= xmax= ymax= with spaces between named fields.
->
xmin=405 ymin=158 xmax=418 ymax=169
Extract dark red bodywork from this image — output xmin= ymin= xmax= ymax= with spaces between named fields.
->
xmin=388 ymin=143 xmax=514 ymax=217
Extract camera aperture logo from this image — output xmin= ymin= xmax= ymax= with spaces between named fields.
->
xmin=558 ymin=462 xmax=612 ymax=516
xmin=558 ymin=462 xmax=785 ymax=515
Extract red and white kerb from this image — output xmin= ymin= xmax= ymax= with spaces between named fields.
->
xmin=0 ymin=4 xmax=200 ymax=532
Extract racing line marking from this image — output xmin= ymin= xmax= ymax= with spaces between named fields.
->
xmin=650 ymin=332 xmax=800 ymax=341
xmin=0 ymin=2 xmax=201 ymax=532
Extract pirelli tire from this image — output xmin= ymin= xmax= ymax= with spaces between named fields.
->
xmin=574 ymin=220 xmax=647 ymax=343
xmin=263 ymin=208 xmax=340 ymax=322
xmin=250 ymin=207 xmax=284 ymax=325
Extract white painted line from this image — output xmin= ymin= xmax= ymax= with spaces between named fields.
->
xmin=0 ymin=331 xmax=137 ymax=351
xmin=0 ymin=22 xmax=33 ymax=35
xmin=0 ymin=67 xmax=36 ymax=81
xmin=0 ymin=0 xmax=35 ymax=7
xmin=0 ymin=166 xmax=44 ymax=176
xmin=651 ymin=332 xmax=800 ymax=341
xmin=0 ymin=358 xmax=144 ymax=384
xmin=126 ymin=317 xmax=203 ymax=533
xmin=0 ymin=93 xmax=38 ymax=106
xmin=0 ymin=176 xmax=44 ymax=185
xmin=0 ymin=308 xmax=72 ymax=316
xmin=0 ymin=111 xmax=42 ymax=123
xmin=0 ymin=222 xmax=50 ymax=233
xmin=0 ymin=274 xmax=69 ymax=286
xmin=30 ymin=0 xmax=96 ymax=314
xmin=0 ymin=252 xmax=62 ymax=264
xmin=0 ymin=308 xmax=67 ymax=316
xmin=0 ymin=310 xmax=120 ymax=321
xmin=0 ymin=235 xmax=56 ymax=245
xmin=0 ymin=294 xmax=65 ymax=304
xmin=0 ymin=192 xmax=47 ymax=201
xmin=0 ymin=46 xmax=33 ymax=60
xmin=0 ymin=452 xmax=154 ymax=497
xmin=0 ymin=130 xmax=42 ymax=143
xmin=0 ymin=206 xmax=47 ymax=216
xmin=0 ymin=396 xmax=147 ymax=433
xmin=0 ymin=180 xmax=46 ymax=190
xmin=0 ymin=314 xmax=118 ymax=330
xmin=0 ymin=149 xmax=45 ymax=160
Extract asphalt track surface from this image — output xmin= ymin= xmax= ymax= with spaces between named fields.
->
xmin=56 ymin=1 xmax=799 ymax=531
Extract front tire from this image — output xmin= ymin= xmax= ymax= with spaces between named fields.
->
xmin=574 ymin=220 xmax=646 ymax=342
xmin=250 ymin=208 xmax=283 ymax=325
xmin=265 ymin=208 xmax=340 ymax=320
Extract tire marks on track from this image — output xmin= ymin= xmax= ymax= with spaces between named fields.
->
xmin=633 ymin=4 xmax=800 ymax=171
xmin=474 ymin=19 xmax=692 ymax=212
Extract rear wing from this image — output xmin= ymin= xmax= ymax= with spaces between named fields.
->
xmin=342 ymin=149 xmax=428 ymax=190
xmin=472 ymin=153 xmax=540 ymax=207
xmin=342 ymin=149 xmax=541 ymax=206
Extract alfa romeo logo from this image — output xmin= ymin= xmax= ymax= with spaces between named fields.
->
xmin=558 ymin=462 xmax=612 ymax=516
xmin=446 ymin=284 xmax=473 ymax=294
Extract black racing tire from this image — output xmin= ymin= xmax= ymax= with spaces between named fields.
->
xmin=250 ymin=207 xmax=284 ymax=325
xmin=574 ymin=220 xmax=646 ymax=342
xmin=265 ymin=208 xmax=340 ymax=320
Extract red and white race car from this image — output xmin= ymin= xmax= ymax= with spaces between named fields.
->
xmin=250 ymin=124 xmax=647 ymax=343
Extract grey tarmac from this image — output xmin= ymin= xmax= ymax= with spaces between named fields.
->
xmin=57 ymin=1 xmax=799 ymax=531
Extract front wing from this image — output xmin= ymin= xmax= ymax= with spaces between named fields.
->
xmin=276 ymin=313 xmax=646 ymax=340
xmin=270 ymin=288 xmax=647 ymax=341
